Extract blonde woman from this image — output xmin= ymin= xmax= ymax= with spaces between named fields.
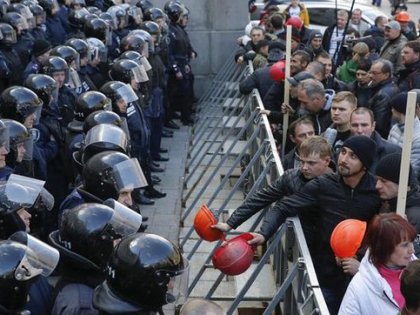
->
xmin=284 ymin=0 xmax=310 ymax=27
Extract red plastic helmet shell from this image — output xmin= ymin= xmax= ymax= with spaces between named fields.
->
xmin=330 ymin=219 xmax=367 ymax=258
xmin=269 ymin=60 xmax=286 ymax=82
xmin=193 ymin=204 xmax=225 ymax=242
xmin=212 ymin=233 xmax=255 ymax=276
xmin=286 ymin=16 xmax=303 ymax=30
xmin=395 ymin=11 xmax=410 ymax=22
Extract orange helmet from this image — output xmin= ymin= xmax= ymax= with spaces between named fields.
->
xmin=193 ymin=204 xmax=224 ymax=242
xmin=395 ymin=11 xmax=410 ymax=22
xmin=212 ymin=233 xmax=255 ymax=276
xmin=330 ymin=219 xmax=367 ymax=258
xmin=269 ymin=60 xmax=286 ymax=82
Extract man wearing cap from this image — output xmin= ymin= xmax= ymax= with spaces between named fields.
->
xmin=239 ymin=44 xmax=284 ymax=99
xmin=23 ymin=39 xmax=52 ymax=81
xmin=387 ymin=92 xmax=420 ymax=179
xmin=304 ymin=30 xmax=326 ymax=61
xmin=379 ymin=20 xmax=407 ymax=74
xmin=248 ymin=135 xmax=382 ymax=315
xmin=395 ymin=11 xmax=417 ymax=41
xmin=375 ymin=153 xmax=420 ymax=256
xmin=350 ymin=107 xmax=401 ymax=172
xmin=398 ymin=41 xmax=420 ymax=92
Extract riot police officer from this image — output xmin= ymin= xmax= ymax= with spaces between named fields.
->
xmin=39 ymin=0 xmax=66 ymax=45
xmin=0 ymin=23 xmax=24 ymax=89
xmin=93 ymin=232 xmax=189 ymax=315
xmin=166 ymin=1 xmax=196 ymax=126
xmin=0 ymin=119 xmax=11 ymax=181
xmin=86 ymin=37 xmax=109 ymax=89
xmin=49 ymin=202 xmax=143 ymax=315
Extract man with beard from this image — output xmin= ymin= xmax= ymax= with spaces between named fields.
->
xmin=397 ymin=40 xmax=420 ymax=91
xmin=248 ymin=135 xmax=381 ymax=315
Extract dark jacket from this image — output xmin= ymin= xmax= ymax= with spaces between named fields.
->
xmin=364 ymin=26 xmax=385 ymax=53
xmin=282 ymin=147 xmax=298 ymax=171
xmin=366 ymin=77 xmax=399 ymax=138
xmin=45 ymin=15 xmax=67 ymax=46
xmin=369 ymin=130 xmax=401 ymax=173
xmin=397 ymin=59 xmax=420 ymax=92
xmin=259 ymin=172 xmax=381 ymax=288
xmin=234 ymin=40 xmax=256 ymax=63
xmin=0 ymin=46 xmax=24 ymax=86
xmin=227 ymin=168 xmax=318 ymax=249
xmin=348 ymin=81 xmax=372 ymax=107
xmin=13 ymin=32 xmax=35 ymax=66
xmin=239 ymin=65 xmax=274 ymax=99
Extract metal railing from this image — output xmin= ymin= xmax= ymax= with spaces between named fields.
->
xmin=180 ymin=58 xmax=329 ymax=315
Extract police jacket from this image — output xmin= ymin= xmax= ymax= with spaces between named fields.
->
xmin=366 ymin=77 xmax=399 ymax=138
xmin=259 ymin=172 xmax=381 ymax=288
xmin=81 ymin=65 xmax=108 ymax=91
xmin=31 ymin=26 xmax=48 ymax=41
xmin=239 ymin=65 xmax=275 ymax=99
xmin=14 ymin=32 xmax=34 ymax=66
xmin=0 ymin=46 xmax=24 ymax=86
xmin=397 ymin=59 xmax=420 ymax=92
xmin=49 ymin=230 xmax=104 ymax=315
xmin=168 ymin=22 xmax=193 ymax=72
xmin=126 ymin=101 xmax=150 ymax=159
xmin=23 ymin=58 xmax=42 ymax=81
xmin=45 ymin=15 xmax=67 ymax=46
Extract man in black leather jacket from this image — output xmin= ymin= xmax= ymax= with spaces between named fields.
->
xmin=248 ymin=135 xmax=381 ymax=315
xmin=212 ymin=136 xmax=333 ymax=254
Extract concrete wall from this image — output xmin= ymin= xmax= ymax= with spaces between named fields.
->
xmin=153 ymin=0 xmax=250 ymax=97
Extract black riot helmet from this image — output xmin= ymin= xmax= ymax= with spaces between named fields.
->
xmin=0 ymin=239 xmax=59 ymax=313
xmin=73 ymin=91 xmax=112 ymax=127
xmin=84 ymin=17 xmax=111 ymax=45
xmin=67 ymin=8 xmax=89 ymax=30
xmin=29 ymin=4 xmax=46 ymax=26
xmin=165 ymin=1 xmax=182 ymax=23
xmin=142 ymin=20 xmax=160 ymax=38
xmin=120 ymin=33 xmax=145 ymax=53
xmin=3 ymin=119 xmax=32 ymax=166
xmin=0 ymin=86 xmax=43 ymax=126
xmin=2 ymin=12 xmax=28 ymax=34
xmin=42 ymin=55 xmax=69 ymax=76
xmin=93 ymin=233 xmax=189 ymax=313
xmin=8 ymin=3 xmax=35 ymax=29
xmin=65 ymin=38 xmax=89 ymax=59
xmin=100 ymin=80 xmax=138 ymax=114
xmin=109 ymin=59 xmax=146 ymax=84
xmin=50 ymin=45 xmax=80 ymax=70
xmin=81 ymin=124 xmax=128 ymax=164
xmin=83 ymin=110 xmax=123 ymax=134
xmin=130 ymin=29 xmax=153 ymax=53
xmin=107 ymin=5 xmax=127 ymax=29
xmin=50 ymin=202 xmax=142 ymax=270
xmin=143 ymin=7 xmax=164 ymax=21
xmin=86 ymin=6 xmax=101 ymax=15
xmin=0 ymin=176 xmax=45 ymax=239
xmin=82 ymin=151 xmax=147 ymax=200
xmin=137 ymin=0 xmax=153 ymax=14
xmin=24 ymin=73 xmax=58 ymax=108
xmin=0 ymin=22 xmax=17 ymax=45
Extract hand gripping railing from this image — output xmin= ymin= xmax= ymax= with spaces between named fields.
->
xmin=181 ymin=59 xmax=329 ymax=315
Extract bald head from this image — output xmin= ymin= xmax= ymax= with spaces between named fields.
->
xmin=180 ymin=298 xmax=226 ymax=315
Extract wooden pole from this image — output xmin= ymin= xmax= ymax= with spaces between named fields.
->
xmin=281 ymin=25 xmax=292 ymax=158
xmin=396 ymin=91 xmax=416 ymax=216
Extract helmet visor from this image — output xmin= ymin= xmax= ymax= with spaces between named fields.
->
xmin=116 ymin=83 xmax=138 ymax=103
xmin=20 ymin=7 xmax=36 ymax=29
xmin=119 ymin=117 xmax=131 ymax=142
xmin=21 ymin=131 xmax=33 ymax=161
xmin=6 ymin=174 xmax=45 ymax=207
xmin=131 ymin=64 xmax=149 ymax=83
xmin=91 ymin=45 xmax=108 ymax=63
xmin=140 ymin=55 xmax=152 ymax=71
xmin=84 ymin=124 xmax=128 ymax=152
xmin=112 ymin=157 xmax=148 ymax=191
xmin=0 ymin=124 xmax=10 ymax=153
xmin=9 ymin=231 xmax=60 ymax=278
xmin=105 ymin=25 xmax=112 ymax=46
xmin=4 ymin=28 xmax=17 ymax=44
xmin=68 ymin=68 xmax=82 ymax=89
xmin=33 ymin=187 xmax=55 ymax=212
xmin=161 ymin=255 xmax=190 ymax=305
xmin=103 ymin=198 xmax=143 ymax=236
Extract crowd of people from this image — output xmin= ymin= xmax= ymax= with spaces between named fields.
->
xmin=0 ymin=0 xmax=205 ymax=314
xmin=213 ymin=0 xmax=420 ymax=314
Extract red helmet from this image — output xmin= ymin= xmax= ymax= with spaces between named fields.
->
xmin=330 ymin=219 xmax=367 ymax=258
xmin=269 ymin=60 xmax=286 ymax=82
xmin=212 ymin=233 xmax=255 ymax=275
xmin=286 ymin=16 xmax=303 ymax=30
xmin=193 ymin=204 xmax=224 ymax=242
xmin=395 ymin=11 xmax=410 ymax=22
